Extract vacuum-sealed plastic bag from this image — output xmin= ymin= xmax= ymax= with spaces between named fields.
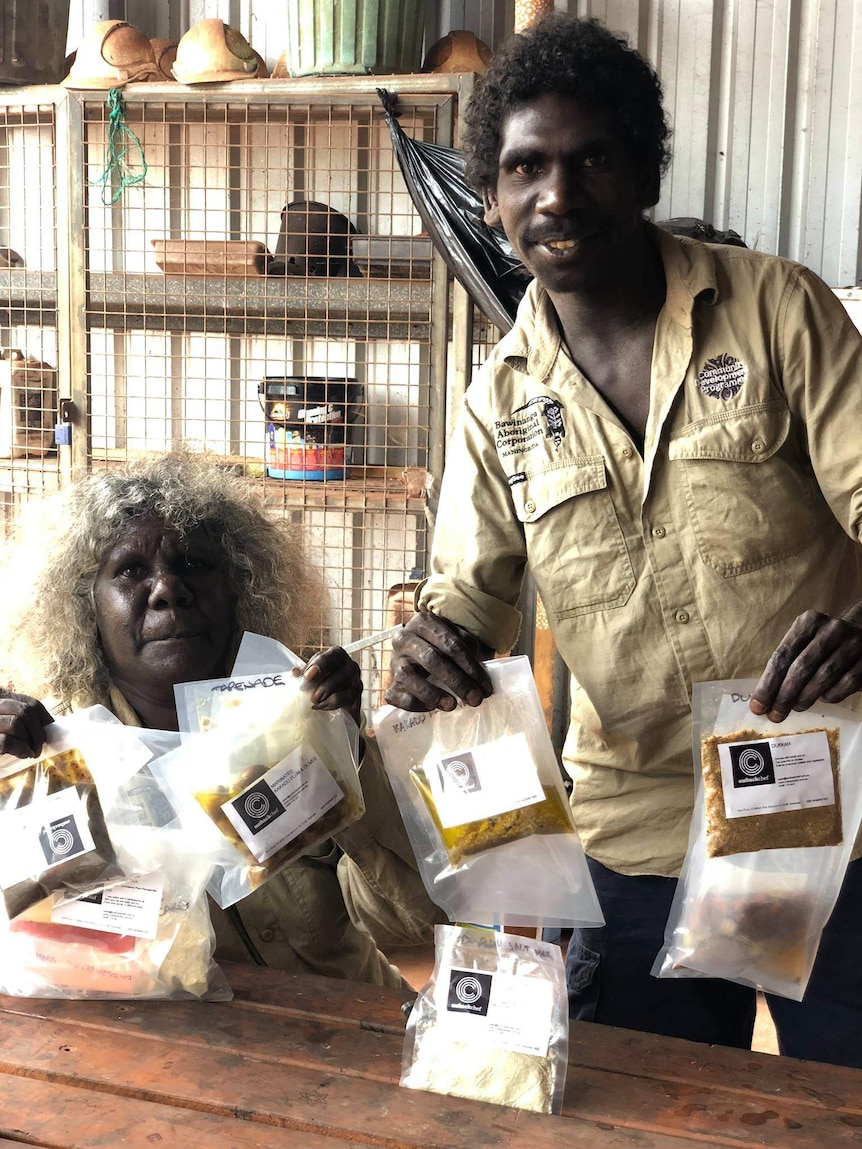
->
xmin=0 ymin=710 xmax=152 ymax=920
xmin=0 ymin=709 xmax=230 ymax=1000
xmin=401 ymin=924 xmax=568 ymax=1114
xmin=373 ymin=656 xmax=603 ymax=928
xmin=653 ymin=680 xmax=862 ymax=1000
xmin=0 ymin=832 xmax=230 ymax=1001
xmin=154 ymin=665 xmax=364 ymax=908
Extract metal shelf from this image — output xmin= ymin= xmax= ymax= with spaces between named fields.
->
xmin=81 ymin=453 xmax=427 ymax=512
xmin=0 ymin=455 xmax=63 ymax=494
xmin=0 ymin=270 xmax=433 ymax=340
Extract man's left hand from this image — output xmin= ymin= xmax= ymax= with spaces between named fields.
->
xmin=300 ymin=646 xmax=363 ymax=728
xmin=750 ymin=610 xmax=862 ymax=721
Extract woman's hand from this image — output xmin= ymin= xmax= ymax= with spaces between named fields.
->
xmin=300 ymin=647 xmax=363 ymax=728
xmin=0 ymin=691 xmax=53 ymax=758
xmin=750 ymin=609 xmax=862 ymax=722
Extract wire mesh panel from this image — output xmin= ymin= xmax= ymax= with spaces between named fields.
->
xmin=73 ymin=79 xmax=461 ymax=705
xmin=471 ymin=304 xmax=503 ymax=374
xmin=0 ymin=94 xmax=63 ymax=534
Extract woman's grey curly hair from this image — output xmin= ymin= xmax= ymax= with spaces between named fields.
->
xmin=0 ymin=452 xmax=327 ymax=707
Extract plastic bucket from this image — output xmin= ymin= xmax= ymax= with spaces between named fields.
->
xmin=258 ymin=376 xmax=361 ymax=480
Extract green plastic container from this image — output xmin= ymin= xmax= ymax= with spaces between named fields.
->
xmin=284 ymin=0 xmax=425 ymax=77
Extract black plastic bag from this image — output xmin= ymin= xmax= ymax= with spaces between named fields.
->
xmin=377 ymin=88 xmax=526 ymax=333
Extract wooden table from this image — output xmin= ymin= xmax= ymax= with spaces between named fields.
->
xmin=1 ymin=961 xmax=860 ymax=1148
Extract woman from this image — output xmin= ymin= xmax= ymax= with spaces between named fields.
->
xmin=0 ymin=452 xmax=442 ymax=985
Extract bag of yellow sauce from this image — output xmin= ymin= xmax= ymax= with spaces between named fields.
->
xmin=373 ymin=656 xmax=603 ymax=930
xmin=410 ymin=762 xmax=572 ymax=866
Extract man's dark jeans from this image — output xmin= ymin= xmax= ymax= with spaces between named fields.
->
xmin=566 ymin=856 xmax=862 ymax=1068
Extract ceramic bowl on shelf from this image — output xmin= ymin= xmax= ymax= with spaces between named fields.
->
xmin=151 ymin=239 xmax=271 ymax=276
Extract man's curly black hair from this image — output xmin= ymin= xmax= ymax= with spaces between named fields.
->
xmin=463 ymin=13 xmax=672 ymax=194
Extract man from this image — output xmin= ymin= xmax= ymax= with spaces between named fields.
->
xmin=386 ymin=13 xmax=862 ymax=1067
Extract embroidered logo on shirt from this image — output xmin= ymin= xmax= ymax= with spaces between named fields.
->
xmin=697 ymin=353 xmax=747 ymax=400
xmin=508 ymin=472 xmax=527 ymax=486
xmin=495 ymin=397 xmax=566 ymax=458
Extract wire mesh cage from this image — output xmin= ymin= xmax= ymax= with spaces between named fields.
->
xmin=0 ymin=77 xmax=477 ymax=709
xmin=0 ymin=96 xmax=63 ymax=532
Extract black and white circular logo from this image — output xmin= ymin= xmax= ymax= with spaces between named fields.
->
xmin=438 ymin=750 xmax=481 ymax=794
xmin=737 ymin=748 xmax=765 ymax=776
xmin=446 ymin=968 xmax=493 ymax=1016
xmin=454 ymin=975 xmax=484 ymax=1005
xmin=446 ymin=760 xmax=473 ymax=786
xmin=729 ymin=741 xmax=775 ymax=787
xmin=39 ymin=815 xmax=86 ymax=866
xmin=244 ymin=791 xmax=271 ymax=820
xmin=232 ymin=780 xmax=286 ymax=834
xmin=50 ymin=827 xmax=76 ymax=855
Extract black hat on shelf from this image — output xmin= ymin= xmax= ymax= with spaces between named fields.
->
xmin=269 ymin=200 xmax=359 ymax=277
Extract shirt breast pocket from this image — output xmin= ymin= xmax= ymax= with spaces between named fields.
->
xmin=668 ymin=400 xmax=820 ymax=576
xmin=510 ymin=456 xmax=636 ymax=618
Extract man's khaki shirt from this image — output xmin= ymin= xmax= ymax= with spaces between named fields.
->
xmin=420 ymin=226 xmax=862 ymax=877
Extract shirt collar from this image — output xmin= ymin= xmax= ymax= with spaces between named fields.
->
xmin=499 ymin=222 xmax=720 ymax=373
xmin=499 ymin=279 xmax=562 ymax=381
xmin=652 ymin=223 xmax=719 ymax=329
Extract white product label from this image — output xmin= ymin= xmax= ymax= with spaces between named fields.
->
xmin=51 ymin=872 xmax=164 ymax=939
xmin=221 ymin=746 xmax=343 ymax=863
xmin=197 ymin=677 xmax=290 ymax=733
xmin=0 ymin=786 xmax=96 ymax=889
xmin=427 ymin=733 xmax=544 ymax=828
xmin=718 ymin=730 xmax=836 ymax=819
xmin=437 ymin=965 xmax=554 ymax=1057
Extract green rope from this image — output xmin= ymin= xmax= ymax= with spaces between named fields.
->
xmin=92 ymin=88 xmax=148 ymax=205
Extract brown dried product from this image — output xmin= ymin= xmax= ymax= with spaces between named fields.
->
xmin=410 ymin=766 xmax=572 ymax=866
xmin=679 ymin=888 xmax=817 ymax=985
xmin=702 ymin=727 xmax=842 ymax=858
xmin=0 ymin=748 xmax=119 ymax=920
xmin=194 ymin=761 xmax=355 ymax=890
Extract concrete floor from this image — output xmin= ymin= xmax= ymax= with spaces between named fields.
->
xmin=385 ymin=938 xmax=780 ymax=1056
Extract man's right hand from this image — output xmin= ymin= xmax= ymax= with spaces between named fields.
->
xmin=0 ymin=691 xmax=53 ymax=759
xmin=386 ymin=614 xmax=494 ymax=713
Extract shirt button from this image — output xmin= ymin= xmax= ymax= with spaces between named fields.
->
xmin=675 ymin=610 xmax=690 ymax=624
xmin=622 ymin=447 xmax=633 ymax=458
xmin=259 ymin=928 xmax=275 ymax=942
xmin=751 ymin=438 xmax=766 ymax=454
xmin=651 ymin=525 xmax=666 ymax=539
xmin=524 ymin=499 xmax=536 ymax=514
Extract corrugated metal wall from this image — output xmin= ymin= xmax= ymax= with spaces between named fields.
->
xmin=66 ymin=0 xmax=862 ymax=287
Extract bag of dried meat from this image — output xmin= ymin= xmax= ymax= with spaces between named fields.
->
xmin=373 ymin=656 xmax=603 ymax=929
xmin=653 ymin=680 xmax=862 ymax=1000
xmin=401 ymin=924 xmax=568 ymax=1114
xmin=151 ymin=646 xmax=363 ymax=909
xmin=0 ymin=709 xmax=231 ymax=1000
